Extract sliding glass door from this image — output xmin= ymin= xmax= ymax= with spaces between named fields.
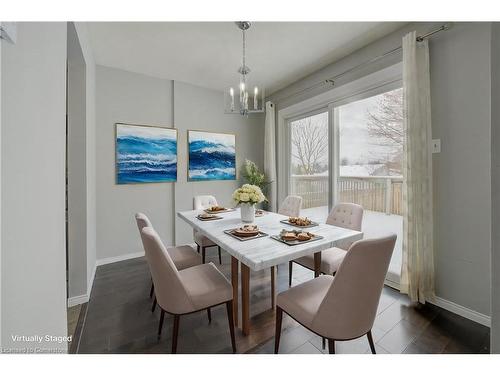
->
xmin=284 ymin=86 xmax=404 ymax=285
xmin=335 ymin=87 xmax=404 ymax=285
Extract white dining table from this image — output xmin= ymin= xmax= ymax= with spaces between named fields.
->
xmin=177 ymin=208 xmax=363 ymax=335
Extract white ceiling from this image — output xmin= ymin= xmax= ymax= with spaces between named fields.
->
xmin=87 ymin=22 xmax=406 ymax=95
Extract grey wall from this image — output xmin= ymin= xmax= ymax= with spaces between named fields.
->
xmin=491 ymin=22 xmax=500 ymax=352
xmin=95 ymin=68 xmax=264 ymax=261
xmin=1 ymin=22 xmax=68 ymax=351
xmin=67 ymin=22 xmax=88 ymax=300
xmin=270 ymin=22 xmax=492 ymax=317
xmin=96 ymin=66 xmax=175 ymax=260
xmin=173 ymin=81 xmax=264 ymax=245
xmin=430 ymin=23 xmax=491 ymax=317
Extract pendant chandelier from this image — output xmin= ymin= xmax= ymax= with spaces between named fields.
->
xmin=224 ymin=22 xmax=265 ymax=116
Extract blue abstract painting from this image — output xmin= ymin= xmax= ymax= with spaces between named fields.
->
xmin=116 ymin=123 xmax=177 ymax=184
xmin=188 ymin=130 xmax=236 ymax=181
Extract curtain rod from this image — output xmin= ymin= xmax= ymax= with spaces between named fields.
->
xmin=276 ymin=23 xmax=451 ymax=102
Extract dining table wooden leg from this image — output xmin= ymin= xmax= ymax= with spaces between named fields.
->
xmin=231 ymin=256 xmax=239 ymax=327
xmin=314 ymin=252 xmax=321 ymax=278
xmin=241 ymin=263 xmax=250 ymax=336
xmin=271 ymin=266 xmax=277 ymax=310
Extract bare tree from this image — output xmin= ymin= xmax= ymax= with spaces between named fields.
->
xmin=291 ymin=116 xmax=328 ymax=175
xmin=366 ymin=88 xmax=404 ymax=147
xmin=366 ymin=88 xmax=404 ymax=175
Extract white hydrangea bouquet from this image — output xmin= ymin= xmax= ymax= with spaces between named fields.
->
xmin=232 ymin=184 xmax=266 ymax=222
xmin=232 ymin=184 xmax=266 ymax=205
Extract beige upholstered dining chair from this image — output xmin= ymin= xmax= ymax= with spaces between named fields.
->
xmin=193 ymin=195 xmax=222 ymax=264
xmin=278 ymin=195 xmax=303 ymax=217
xmin=275 ymin=234 xmax=396 ymax=354
xmin=135 ymin=213 xmax=201 ymax=312
xmin=140 ymin=226 xmax=236 ymax=353
xmin=288 ymin=203 xmax=364 ymax=286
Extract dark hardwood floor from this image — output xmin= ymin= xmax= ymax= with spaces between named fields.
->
xmin=77 ymin=250 xmax=490 ymax=354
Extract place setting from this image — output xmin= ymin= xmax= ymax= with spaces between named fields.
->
xmin=255 ymin=209 xmax=266 ymax=217
xmin=196 ymin=212 xmax=224 ymax=221
xmin=280 ymin=216 xmax=319 ymax=229
xmin=197 ymin=204 xmax=235 ymax=221
xmin=224 ymin=224 xmax=269 ymax=241
xmin=271 ymin=228 xmax=324 ymax=246
xmin=203 ymin=205 xmax=235 ymax=214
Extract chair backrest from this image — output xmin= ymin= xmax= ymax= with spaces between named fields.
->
xmin=135 ymin=212 xmax=153 ymax=232
xmin=139 ymin=227 xmax=194 ymax=314
xmin=278 ymin=195 xmax=302 ymax=217
xmin=312 ymin=234 xmax=396 ymax=340
xmin=326 ymin=203 xmax=363 ymax=230
xmin=194 ymin=195 xmax=218 ymax=210
xmin=135 ymin=213 xmax=155 ymax=276
xmin=326 ymin=203 xmax=363 ymax=249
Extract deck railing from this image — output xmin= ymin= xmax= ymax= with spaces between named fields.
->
xmin=290 ymin=174 xmax=403 ymax=215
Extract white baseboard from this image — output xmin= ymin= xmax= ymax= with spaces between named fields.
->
xmin=67 ymin=294 xmax=88 ymax=307
xmin=383 ymin=280 xmax=490 ymax=327
xmin=67 ymin=264 xmax=97 ymax=308
xmin=96 ymin=251 xmax=144 ymax=266
xmin=433 ymin=296 xmax=491 ymax=327
xmin=87 ymin=263 xmax=96 ymax=297
xmin=384 ymin=278 xmax=401 ymax=290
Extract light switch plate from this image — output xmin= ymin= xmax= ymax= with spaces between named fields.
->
xmin=432 ymin=139 xmax=441 ymax=153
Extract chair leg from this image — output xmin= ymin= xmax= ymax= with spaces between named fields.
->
xmin=158 ymin=309 xmax=165 ymax=338
xmin=322 ymin=337 xmax=326 ymax=350
xmin=226 ymin=301 xmax=237 ymax=353
xmin=207 ymin=308 xmax=212 ymax=323
xmin=274 ymin=306 xmax=283 ymax=354
xmin=172 ymin=315 xmax=180 ymax=354
xmin=288 ymin=261 xmax=293 ymax=287
xmin=271 ymin=266 xmax=276 ymax=309
xmin=149 ymin=280 xmax=154 ymax=298
xmin=151 ymin=297 xmax=157 ymax=312
xmin=202 ymin=247 xmax=206 ymax=264
xmin=367 ymin=330 xmax=376 ymax=354
xmin=197 ymin=244 xmax=200 ymax=253
xmin=328 ymin=339 xmax=335 ymax=354
xmin=218 ymin=246 xmax=222 ymax=265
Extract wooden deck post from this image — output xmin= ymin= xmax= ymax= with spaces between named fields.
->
xmin=385 ymin=178 xmax=392 ymax=215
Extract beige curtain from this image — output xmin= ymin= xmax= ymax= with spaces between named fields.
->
xmin=400 ymin=31 xmax=435 ymax=303
xmin=264 ymin=101 xmax=277 ymax=211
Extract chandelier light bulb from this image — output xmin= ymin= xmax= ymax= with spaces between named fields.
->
xmin=229 ymin=87 xmax=235 ymax=111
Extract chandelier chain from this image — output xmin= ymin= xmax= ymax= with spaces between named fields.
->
xmin=242 ymin=29 xmax=246 ymax=76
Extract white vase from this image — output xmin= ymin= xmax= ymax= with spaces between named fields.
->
xmin=240 ymin=203 xmax=255 ymax=223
